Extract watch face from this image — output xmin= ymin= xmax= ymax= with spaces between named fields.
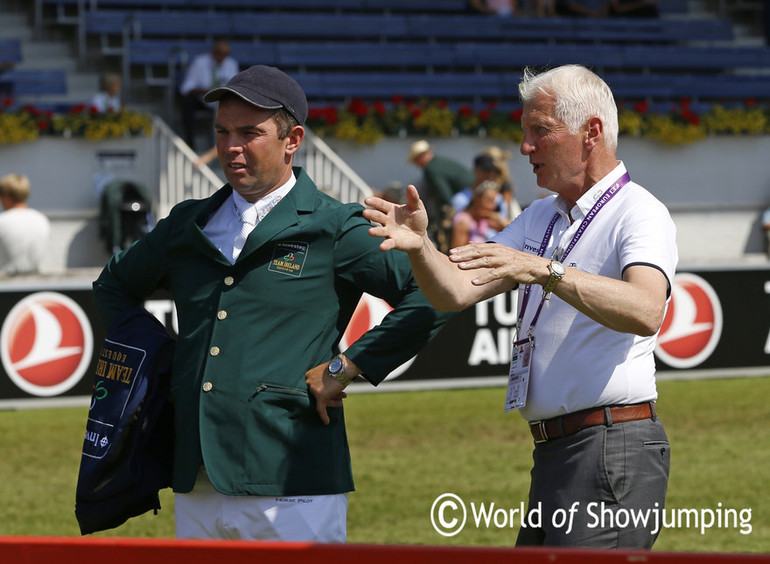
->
xmin=551 ymin=261 xmax=566 ymax=276
xmin=329 ymin=357 xmax=343 ymax=374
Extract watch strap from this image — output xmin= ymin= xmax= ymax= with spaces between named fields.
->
xmin=543 ymin=261 xmax=565 ymax=296
xmin=328 ymin=356 xmax=352 ymax=385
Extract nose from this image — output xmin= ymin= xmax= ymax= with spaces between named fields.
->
xmin=218 ymin=133 xmax=241 ymax=154
xmin=520 ymin=132 xmax=535 ymax=156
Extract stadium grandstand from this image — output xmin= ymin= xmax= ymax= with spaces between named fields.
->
xmin=4 ymin=0 xmax=769 ymax=120
xmin=1 ymin=0 xmax=770 ymax=270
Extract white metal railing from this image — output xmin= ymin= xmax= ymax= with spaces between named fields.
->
xmin=297 ymin=130 xmax=374 ymax=205
xmin=152 ymin=116 xmax=373 ymax=218
xmin=153 ymin=116 xmax=222 ymax=219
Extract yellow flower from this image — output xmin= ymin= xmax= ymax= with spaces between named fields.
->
xmin=413 ymin=104 xmax=455 ymax=138
xmin=0 ymin=112 xmax=40 ymax=143
xmin=0 ymin=105 xmax=152 ymax=144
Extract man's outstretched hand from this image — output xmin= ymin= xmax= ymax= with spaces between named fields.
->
xmin=363 ymin=184 xmax=430 ymax=253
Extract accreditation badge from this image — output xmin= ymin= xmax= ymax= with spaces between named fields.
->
xmin=505 ymin=337 xmax=532 ymax=412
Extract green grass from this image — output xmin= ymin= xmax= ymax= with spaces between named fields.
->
xmin=0 ymin=377 xmax=767 ymax=554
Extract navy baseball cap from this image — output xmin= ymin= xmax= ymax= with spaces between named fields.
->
xmin=203 ymin=65 xmax=308 ymax=125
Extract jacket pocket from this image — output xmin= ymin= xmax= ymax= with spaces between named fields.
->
xmin=248 ymin=383 xmax=308 ymax=402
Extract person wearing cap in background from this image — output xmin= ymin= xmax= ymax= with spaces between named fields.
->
xmin=407 ymin=139 xmax=474 ymax=253
xmin=92 ymin=65 xmax=450 ymax=542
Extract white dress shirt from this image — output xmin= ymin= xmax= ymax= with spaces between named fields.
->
xmin=203 ymin=175 xmax=296 ymax=263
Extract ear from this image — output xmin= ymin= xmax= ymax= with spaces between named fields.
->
xmin=584 ymin=116 xmax=603 ymax=150
xmin=285 ymin=125 xmax=305 ymax=156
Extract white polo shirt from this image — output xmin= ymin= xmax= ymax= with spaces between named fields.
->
xmin=491 ymin=162 xmax=678 ymax=421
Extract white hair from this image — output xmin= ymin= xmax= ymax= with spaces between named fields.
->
xmin=518 ymin=65 xmax=619 ymax=151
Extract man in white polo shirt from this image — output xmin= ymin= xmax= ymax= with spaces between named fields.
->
xmin=364 ymin=64 xmax=677 ymax=548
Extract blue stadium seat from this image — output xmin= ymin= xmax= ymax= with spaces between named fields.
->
xmin=0 ymin=39 xmax=23 ymax=64
xmin=85 ymin=10 xmax=735 ymax=44
xmin=71 ymin=1 xmax=769 ymax=108
xmin=41 ymin=0 xmax=467 ymax=11
xmin=275 ymin=42 xmax=456 ymax=70
xmin=295 ymin=71 xmax=509 ymax=102
xmin=1 ymin=69 xmax=67 ymax=95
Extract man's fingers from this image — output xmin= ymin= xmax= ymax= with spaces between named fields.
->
xmin=405 ymin=184 xmax=421 ymax=208
xmin=363 ymin=208 xmax=388 ymax=226
xmin=364 ymin=196 xmax=392 ymax=215
xmin=379 ymin=238 xmax=397 ymax=252
xmin=316 ymin=399 xmax=330 ymax=426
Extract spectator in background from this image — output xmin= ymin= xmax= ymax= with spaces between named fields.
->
xmin=0 ymin=173 xmax=50 ymax=275
xmin=407 ymin=140 xmax=474 ymax=253
xmin=469 ymin=0 xmax=519 ymax=16
xmin=450 ymin=180 xmax=507 ymax=248
xmin=450 ymin=153 xmax=505 ymax=213
xmin=179 ymin=39 xmax=239 ymax=150
xmin=90 ymin=72 xmax=122 ymax=113
xmin=556 ymin=0 xmax=609 ymax=16
xmin=608 ymin=0 xmax=659 ymax=17
xmin=481 ymin=145 xmax=522 ymax=221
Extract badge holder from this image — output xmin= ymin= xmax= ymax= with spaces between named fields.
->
xmin=505 ymin=335 xmax=532 ymax=412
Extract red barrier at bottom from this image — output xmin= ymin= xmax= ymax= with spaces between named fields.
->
xmin=1 ymin=536 xmax=768 ymax=564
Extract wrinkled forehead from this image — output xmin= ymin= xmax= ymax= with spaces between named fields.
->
xmin=521 ymin=94 xmax=560 ymax=126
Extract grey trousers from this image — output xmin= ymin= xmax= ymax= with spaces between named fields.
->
xmin=516 ymin=415 xmax=670 ymax=548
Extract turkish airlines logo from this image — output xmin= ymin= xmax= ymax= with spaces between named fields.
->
xmin=340 ymin=293 xmax=415 ymax=381
xmin=1 ymin=292 xmax=93 ymax=397
xmin=655 ymin=273 xmax=722 ymax=369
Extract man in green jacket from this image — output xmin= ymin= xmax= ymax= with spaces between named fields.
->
xmin=407 ymin=139 xmax=474 ymax=253
xmin=92 ymin=65 xmax=448 ymax=542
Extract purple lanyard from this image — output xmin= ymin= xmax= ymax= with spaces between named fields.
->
xmin=516 ymin=172 xmax=631 ymax=340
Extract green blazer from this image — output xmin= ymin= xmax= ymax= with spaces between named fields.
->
xmin=93 ymin=168 xmax=449 ymax=496
xmin=423 ymin=155 xmax=474 ymax=208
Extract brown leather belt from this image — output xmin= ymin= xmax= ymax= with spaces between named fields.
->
xmin=529 ymin=402 xmax=656 ymax=444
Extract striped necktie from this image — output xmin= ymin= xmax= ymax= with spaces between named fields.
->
xmin=232 ymin=205 xmax=257 ymax=262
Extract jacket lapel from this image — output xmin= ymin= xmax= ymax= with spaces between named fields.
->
xmin=184 ymin=185 xmax=233 ymax=265
xmin=237 ymin=168 xmax=316 ymax=261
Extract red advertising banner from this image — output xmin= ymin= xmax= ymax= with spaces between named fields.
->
xmin=0 ymin=267 xmax=768 ymax=404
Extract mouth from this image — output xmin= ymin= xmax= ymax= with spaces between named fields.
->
xmin=227 ymin=161 xmax=247 ymax=172
xmin=531 ymin=163 xmax=543 ymax=173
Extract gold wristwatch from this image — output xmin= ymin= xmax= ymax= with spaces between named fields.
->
xmin=543 ymin=260 xmax=565 ymax=299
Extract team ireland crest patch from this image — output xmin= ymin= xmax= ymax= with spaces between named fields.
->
xmin=268 ymin=241 xmax=308 ymax=277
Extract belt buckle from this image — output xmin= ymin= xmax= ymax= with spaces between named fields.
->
xmin=529 ymin=420 xmax=549 ymax=444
